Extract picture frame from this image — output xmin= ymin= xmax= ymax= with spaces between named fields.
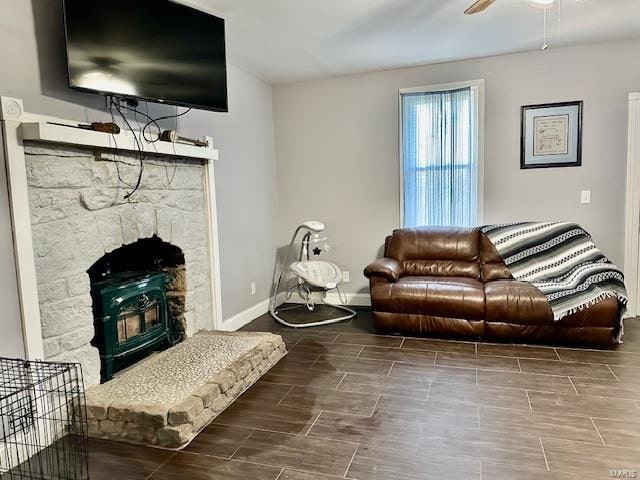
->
xmin=520 ymin=101 xmax=583 ymax=169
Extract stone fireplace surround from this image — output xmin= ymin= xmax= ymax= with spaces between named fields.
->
xmin=0 ymin=96 xmax=224 ymax=386
xmin=25 ymin=143 xmax=214 ymax=385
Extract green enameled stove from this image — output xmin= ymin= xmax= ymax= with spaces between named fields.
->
xmin=91 ymin=271 xmax=170 ymax=382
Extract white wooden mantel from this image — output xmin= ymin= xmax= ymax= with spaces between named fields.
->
xmin=0 ymin=96 xmax=224 ymax=360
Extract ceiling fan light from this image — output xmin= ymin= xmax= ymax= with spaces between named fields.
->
xmin=527 ymin=0 xmax=555 ymax=7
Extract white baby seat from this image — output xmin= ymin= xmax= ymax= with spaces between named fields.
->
xmin=290 ymin=261 xmax=342 ymax=289
xmin=270 ymin=221 xmax=356 ymax=328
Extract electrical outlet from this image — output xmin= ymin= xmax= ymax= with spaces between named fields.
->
xmin=580 ymin=190 xmax=591 ymax=204
xmin=250 ymin=282 xmax=256 ymax=295
xmin=342 ymin=271 xmax=350 ymax=283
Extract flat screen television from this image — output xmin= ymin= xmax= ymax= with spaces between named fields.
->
xmin=62 ymin=0 xmax=228 ymax=112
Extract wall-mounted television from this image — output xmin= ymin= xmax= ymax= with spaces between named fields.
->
xmin=62 ymin=0 xmax=228 ymax=112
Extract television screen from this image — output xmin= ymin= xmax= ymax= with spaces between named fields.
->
xmin=63 ymin=0 xmax=228 ymax=112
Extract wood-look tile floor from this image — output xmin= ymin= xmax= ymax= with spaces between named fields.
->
xmin=90 ymin=309 xmax=640 ymax=480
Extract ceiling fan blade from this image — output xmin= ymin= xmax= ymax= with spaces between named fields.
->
xmin=464 ymin=0 xmax=496 ymax=14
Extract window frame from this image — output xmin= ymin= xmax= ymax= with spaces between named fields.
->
xmin=398 ymin=79 xmax=485 ymax=228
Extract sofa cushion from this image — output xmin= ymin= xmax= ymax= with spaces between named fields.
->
xmin=386 ymin=228 xmax=481 ymax=279
xmin=485 ymin=280 xmax=619 ymax=328
xmin=480 ymin=233 xmax=513 ymax=282
xmin=484 ymin=280 xmax=552 ymax=325
xmin=371 ymin=276 xmax=485 ymax=320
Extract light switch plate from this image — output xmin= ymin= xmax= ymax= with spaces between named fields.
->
xmin=581 ymin=190 xmax=591 ymax=204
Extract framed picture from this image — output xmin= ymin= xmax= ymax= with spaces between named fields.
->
xmin=520 ymin=101 xmax=583 ymax=169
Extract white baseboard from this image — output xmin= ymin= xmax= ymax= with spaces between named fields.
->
xmin=219 ymin=298 xmax=270 ymax=331
xmin=325 ymin=292 xmax=371 ymax=307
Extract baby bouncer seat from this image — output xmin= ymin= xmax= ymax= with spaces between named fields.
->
xmin=270 ymin=221 xmax=356 ymax=328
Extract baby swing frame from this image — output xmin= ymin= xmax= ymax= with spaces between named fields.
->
xmin=270 ymin=221 xmax=356 ymax=328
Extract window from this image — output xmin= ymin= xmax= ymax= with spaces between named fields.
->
xmin=400 ymin=80 xmax=484 ymax=228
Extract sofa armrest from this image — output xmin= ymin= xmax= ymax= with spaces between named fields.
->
xmin=364 ymin=258 xmax=403 ymax=282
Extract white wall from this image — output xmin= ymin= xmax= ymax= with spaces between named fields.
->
xmin=0 ymin=0 xmax=110 ymax=122
xmin=182 ymin=65 xmax=279 ymax=319
xmin=273 ymin=39 xmax=640 ymax=296
xmin=0 ymin=0 xmax=278 ymax=323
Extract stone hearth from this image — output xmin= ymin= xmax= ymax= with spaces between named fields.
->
xmin=85 ymin=332 xmax=286 ymax=449
xmin=25 ymin=142 xmax=214 ymax=385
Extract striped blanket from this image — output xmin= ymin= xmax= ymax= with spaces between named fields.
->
xmin=481 ymin=222 xmax=627 ymax=322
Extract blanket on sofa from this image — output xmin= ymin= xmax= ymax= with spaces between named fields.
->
xmin=481 ymin=222 xmax=627 ymax=322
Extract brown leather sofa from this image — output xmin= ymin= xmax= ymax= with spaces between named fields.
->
xmin=364 ymin=227 xmax=621 ymax=346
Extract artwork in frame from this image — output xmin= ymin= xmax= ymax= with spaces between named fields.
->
xmin=520 ymin=101 xmax=583 ymax=169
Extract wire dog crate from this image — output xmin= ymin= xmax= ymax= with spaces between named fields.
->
xmin=0 ymin=358 xmax=89 ymax=479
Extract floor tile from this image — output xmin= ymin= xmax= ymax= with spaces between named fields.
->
xmin=294 ymin=331 xmax=341 ymax=342
xmin=374 ymin=395 xmax=479 ymax=430
xmin=213 ymin=402 xmax=319 ymax=435
xmin=315 ymin=413 xmax=546 ymax=469
xmin=269 ymin=354 xmax=317 ymax=371
xmin=436 ymin=352 xmax=520 ymax=372
xmin=183 ymin=424 xmax=253 ymax=457
xmin=278 ymin=334 xmax=303 ymax=349
xmin=88 ymin=438 xmax=173 ymax=480
xmin=151 ymin=451 xmax=282 ymax=480
xmin=235 ymin=382 xmax=292 ymax=406
xmin=479 ymin=406 xmax=602 ymax=443
xmin=333 ymin=332 xmax=403 ymax=347
xmin=419 ymin=428 xmax=548 ymax=469
xmin=592 ymin=418 xmax=640 ymax=448
xmin=427 ymin=381 xmax=531 ymax=410
xmin=282 ymin=350 xmax=321 ymax=363
xmin=260 ymin=365 xmax=346 ymax=389
xmin=279 ymin=469 xmax=347 ymax=480
xmin=312 ymin=355 xmax=393 ymax=375
xmin=347 ymin=443 xmax=481 ymax=480
xmin=477 ymin=343 xmax=560 ymax=360
xmin=389 ymin=361 xmax=477 ymax=384
xmin=278 ymin=331 xmax=340 ymax=349
xmin=519 ymin=359 xmax=616 ymax=380
xmin=478 ymin=370 xmax=577 ymax=394
xmin=609 ymin=365 xmax=640 ymax=383
xmin=481 ymin=461 xmax=598 ymax=479
xmin=337 ymin=372 xmax=429 ymax=399
xmin=402 ymin=338 xmax=477 ymax=354
xmin=556 ymin=348 xmax=640 ymax=366
xmin=543 ymin=438 xmax=640 ymax=477
xmin=570 ymin=377 xmax=640 ymax=400
xmin=290 ymin=340 xmax=363 ymax=357
xmin=358 ymin=345 xmax=436 ymax=364
xmin=232 ymin=430 xmax=358 ymax=477
xmin=307 ymin=410 xmax=423 ymax=448
xmin=528 ymin=390 xmax=640 ymax=420
xmin=278 ymin=386 xmax=379 ymax=415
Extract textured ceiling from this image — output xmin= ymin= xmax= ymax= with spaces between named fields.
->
xmin=179 ymin=0 xmax=640 ymax=84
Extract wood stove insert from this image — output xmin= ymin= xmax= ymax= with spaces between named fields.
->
xmin=91 ymin=271 xmax=170 ymax=381
xmin=88 ymin=236 xmax=186 ymax=382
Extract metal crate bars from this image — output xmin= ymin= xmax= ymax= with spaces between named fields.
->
xmin=0 ymin=358 xmax=88 ymax=479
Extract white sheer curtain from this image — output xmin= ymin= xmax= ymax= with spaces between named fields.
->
xmin=401 ymin=87 xmax=478 ymax=228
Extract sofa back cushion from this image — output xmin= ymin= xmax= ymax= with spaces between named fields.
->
xmin=386 ymin=227 xmax=481 ymax=279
